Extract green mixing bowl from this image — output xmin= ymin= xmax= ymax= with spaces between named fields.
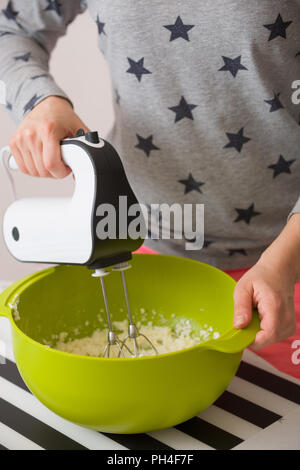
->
xmin=0 ymin=254 xmax=260 ymax=433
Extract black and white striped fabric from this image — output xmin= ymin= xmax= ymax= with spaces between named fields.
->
xmin=0 ymin=346 xmax=299 ymax=450
xmin=0 ymin=281 xmax=299 ymax=450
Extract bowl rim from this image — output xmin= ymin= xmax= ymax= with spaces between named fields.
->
xmin=2 ymin=253 xmax=247 ymax=362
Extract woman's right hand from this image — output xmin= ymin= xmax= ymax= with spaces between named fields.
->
xmin=8 ymin=96 xmax=90 ymax=178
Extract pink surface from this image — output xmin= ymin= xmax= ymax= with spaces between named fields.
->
xmin=135 ymin=245 xmax=300 ymax=378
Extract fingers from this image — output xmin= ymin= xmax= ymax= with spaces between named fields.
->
xmin=233 ymin=281 xmax=253 ymax=328
xmin=19 ymin=144 xmax=39 ymax=177
xmin=8 ymin=121 xmax=70 ymax=179
xmin=8 ymin=135 xmax=28 ymax=174
xmin=41 ymin=125 xmax=70 ymax=178
xmin=249 ymin=286 xmax=295 ymax=350
xmin=250 ymin=330 xmax=271 ymax=350
xmin=9 ymin=128 xmax=46 ymax=177
xmin=29 ymin=136 xmax=52 ymax=178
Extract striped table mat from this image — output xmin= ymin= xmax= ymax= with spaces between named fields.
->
xmin=0 ymin=345 xmax=299 ymax=450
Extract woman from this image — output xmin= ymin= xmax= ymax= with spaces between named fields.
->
xmin=0 ymin=1 xmax=299 ymax=366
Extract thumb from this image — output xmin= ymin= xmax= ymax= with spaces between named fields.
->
xmin=233 ymin=281 xmax=253 ymax=329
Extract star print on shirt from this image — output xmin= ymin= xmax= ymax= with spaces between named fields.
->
xmin=126 ymin=57 xmax=151 ymax=82
xmin=263 ymin=14 xmax=292 ymax=41
xmin=178 ymin=173 xmax=205 ymax=194
xmin=234 ymin=203 xmax=261 ymax=224
xmin=23 ymin=94 xmax=43 ymax=114
xmin=163 ymin=16 xmax=195 ymax=41
xmin=0 ymin=31 xmax=14 ymax=37
xmin=228 ymin=249 xmax=247 ymax=256
xmin=135 ymin=134 xmax=160 ymax=157
xmin=14 ymin=52 xmax=31 ymax=62
xmin=96 ymin=15 xmax=106 ymax=35
xmin=224 ymin=127 xmax=251 ymax=153
xmin=115 ymin=89 xmax=120 ymax=104
xmin=2 ymin=1 xmax=18 ymax=21
xmin=31 ymin=73 xmax=49 ymax=80
xmin=218 ymin=56 xmax=248 ymax=78
xmin=169 ymin=96 xmax=197 ymax=123
xmin=6 ymin=101 xmax=12 ymax=110
xmin=264 ymin=93 xmax=284 ymax=112
xmin=268 ymin=155 xmax=295 ymax=178
xmin=44 ymin=0 xmax=62 ymax=16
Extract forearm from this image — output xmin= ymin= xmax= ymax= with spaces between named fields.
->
xmin=259 ymin=213 xmax=300 ymax=284
xmin=0 ymin=0 xmax=85 ymax=123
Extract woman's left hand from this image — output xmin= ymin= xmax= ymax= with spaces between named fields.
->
xmin=233 ymin=213 xmax=300 ymax=350
xmin=233 ymin=259 xmax=296 ymax=350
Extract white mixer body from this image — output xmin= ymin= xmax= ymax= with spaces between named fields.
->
xmin=3 ymin=143 xmax=96 ymax=264
xmin=2 ymin=131 xmax=143 ymax=269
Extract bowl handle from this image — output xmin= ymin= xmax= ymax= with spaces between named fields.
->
xmin=0 ymin=268 xmax=56 ymax=320
xmin=0 ymin=287 xmax=14 ymax=319
xmin=209 ymin=309 xmax=260 ymax=354
xmin=0 ymin=307 xmax=11 ymax=318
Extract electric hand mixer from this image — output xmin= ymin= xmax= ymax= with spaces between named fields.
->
xmin=1 ymin=129 xmax=158 ymax=357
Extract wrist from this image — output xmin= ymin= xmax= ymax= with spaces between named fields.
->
xmin=259 ymin=213 xmax=300 ymax=284
xmin=33 ymin=95 xmax=73 ymax=112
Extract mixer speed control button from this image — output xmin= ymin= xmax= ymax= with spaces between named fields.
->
xmin=85 ymin=131 xmax=100 ymax=144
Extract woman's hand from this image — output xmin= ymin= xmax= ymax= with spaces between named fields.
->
xmin=233 ymin=214 xmax=300 ymax=350
xmin=9 ymin=96 xmax=90 ymax=178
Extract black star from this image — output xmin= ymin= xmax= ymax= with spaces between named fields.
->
xmin=14 ymin=52 xmax=31 ymax=62
xmin=6 ymin=101 xmax=12 ymax=110
xmin=234 ymin=203 xmax=261 ymax=224
xmin=44 ymin=0 xmax=62 ymax=16
xmin=169 ymin=96 xmax=197 ymax=123
xmin=224 ymin=127 xmax=251 ymax=153
xmin=0 ymin=31 xmax=14 ymax=37
xmin=115 ymin=89 xmax=120 ymax=104
xmin=31 ymin=73 xmax=49 ymax=80
xmin=23 ymin=94 xmax=43 ymax=114
xmin=135 ymin=134 xmax=160 ymax=157
xmin=126 ymin=57 xmax=151 ymax=82
xmin=179 ymin=173 xmax=205 ymax=194
xmin=96 ymin=15 xmax=106 ymax=35
xmin=203 ymin=239 xmax=214 ymax=248
xmin=163 ymin=16 xmax=195 ymax=41
xmin=263 ymin=14 xmax=292 ymax=41
xmin=264 ymin=93 xmax=284 ymax=112
xmin=228 ymin=249 xmax=247 ymax=256
xmin=268 ymin=155 xmax=295 ymax=178
xmin=218 ymin=56 xmax=248 ymax=78
xmin=2 ymin=1 xmax=18 ymax=21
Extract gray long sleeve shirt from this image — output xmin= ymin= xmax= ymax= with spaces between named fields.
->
xmin=1 ymin=0 xmax=300 ymax=269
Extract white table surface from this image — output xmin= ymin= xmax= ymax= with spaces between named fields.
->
xmin=0 ymin=280 xmax=299 ymax=451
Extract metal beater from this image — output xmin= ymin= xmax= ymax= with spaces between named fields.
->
xmin=93 ymin=263 xmax=158 ymax=358
xmin=92 ymin=268 xmax=133 ymax=358
xmin=112 ymin=262 xmax=158 ymax=358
